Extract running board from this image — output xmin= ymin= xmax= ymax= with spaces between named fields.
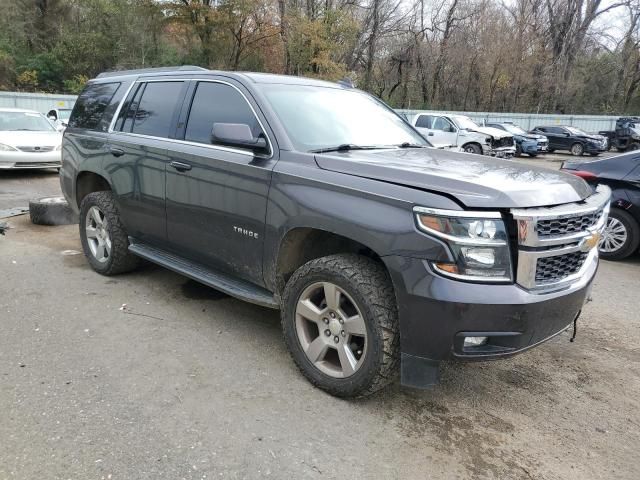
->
xmin=128 ymin=241 xmax=279 ymax=309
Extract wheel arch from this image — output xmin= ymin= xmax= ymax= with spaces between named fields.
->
xmin=75 ymin=171 xmax=112 ymax=209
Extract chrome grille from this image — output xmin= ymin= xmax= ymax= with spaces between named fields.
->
xmin=537 ymin=211 xmax=602 ymax=237
xmin=535 ymin=252 xmax=588 ymax=285
xmin=16 ymin=146 xmax=55 ymax=153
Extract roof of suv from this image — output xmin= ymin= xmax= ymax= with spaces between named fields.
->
xmin=93 ymin=66 xmax=345 ymax=89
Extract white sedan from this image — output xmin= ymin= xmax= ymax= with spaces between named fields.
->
xmin=0 ymin=108 xmax=63 ymax=170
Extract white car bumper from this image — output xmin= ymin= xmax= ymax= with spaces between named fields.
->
xmin=0 ymin=150 xmax=61 ymax=169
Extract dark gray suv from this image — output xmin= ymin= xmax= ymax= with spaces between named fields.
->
xmin=60 ymin=66 xmax=611 ymax=397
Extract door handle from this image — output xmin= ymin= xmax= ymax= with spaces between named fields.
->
xmin=170 ymin=161 xmax=192 ymax=172
xmin=109 ymin=146 xmax=125 ymax=157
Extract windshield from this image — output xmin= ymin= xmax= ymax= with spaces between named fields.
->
xmin=259 ymin=85 xmax=428 ymax=151
xmin=58 ymin=109 xmax=72 ymax=120
xmin=566 ymin=126 xmax=588 ymax=136
xmin=501 ymin=124 xmax=527 ymax=135
xmin=451 ymin=115 xmax=480 ymax=130
xmin=0 ymin=111 xmax=56 ymax=131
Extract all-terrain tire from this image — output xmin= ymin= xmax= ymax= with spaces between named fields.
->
xmin=599 ymin=208 xmax=640 ymax=261
xmin=463 ymin=143 xmax=483 ymax=155
xmin=29 ymin=196 xmax=77 ymax=225
xmin=281 ymin=254 xmax=399 ymax=398
xmin=79 ymin=191 xmax=140 ymax=275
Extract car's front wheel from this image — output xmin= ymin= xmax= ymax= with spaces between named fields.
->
xmin=79 ymin=191 xmax=140 ymax=275
xmin=281 ymin=254 xmax=399 ymax=397
xmin=570 ymin=143 xmax=585 ymax=156
xmin=463 ymin=143 xmax=483 ymax=155
xmin=599 ymin=209 xmax=640 ymax=260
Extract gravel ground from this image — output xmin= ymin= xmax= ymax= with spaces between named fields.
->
xmin=0 ymin=157 xmax=638 ymax=480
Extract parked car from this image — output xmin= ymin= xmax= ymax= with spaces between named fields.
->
xmin=46 ymin=108 xmax=73 ymax=129
xmin=0 ymin=108 xmax=62 ymax=170
xmin=561 ymin=152 xmax=640 ymax=260
xmin=599 ymin=117 xmax=640 ymax=153
xmin=412 ymin=113 xmax=516 ymax=157
xmin=530 ymin=125 xmax=607 ymax=156
xmin=485 ymin=122 xmax=548 ymax=157
xmin=61 ymin=66 xmax=610 ymax=397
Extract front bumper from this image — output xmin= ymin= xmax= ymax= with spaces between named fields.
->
xmin=0 ymin=150 xmax=61 ymax=169
xmin=584 ymin=143 xmax=607 ymax=154
xmin=482 ymin=145 xmax=516 ymax=158
xmin=384 ymin=252 xmax=596 ymax=387
xmin=521 ymin=140 xmax=538 ymax=154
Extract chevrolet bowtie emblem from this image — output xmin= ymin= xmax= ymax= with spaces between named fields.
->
xmin=580 ymin=232 xmax=601 ymax=252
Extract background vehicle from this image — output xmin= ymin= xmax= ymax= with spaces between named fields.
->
xmin=562 ymin=152 xmax=640 ymax=260
xmin=412 ymin=113 xmax=515 ymax=157
xmin=485 ymin=122 xmax=548 ymax=157
xmin=46 ymin=108 xmax=72 ymax=130
xmin=599 ymin=117 xmax=640 ymax=152
xmin=61 ymin=67 xmax=608 ymax=398
xmin=531 ymin=125 xmax=607 ymax=156
xmin=0 ymin=108 xmax=62 ymax=170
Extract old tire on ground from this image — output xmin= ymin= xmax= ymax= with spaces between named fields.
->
xmin=79 ymin=191 xmax=140 ymax=275
xmin=570 ymin=143 xmax=584 ymax=156
xmin=29 ymin=196 xmax=77 ymax=226
xmin=599 ymin=208 xmax=640 ymax=261
xmin=463 ymin=143 xmax=483 ymax=155
xmin=281 ymin=254 xmax=399 ymax=398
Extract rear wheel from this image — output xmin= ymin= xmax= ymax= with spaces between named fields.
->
xmin=79 ymin=191 xmax=140 ymax=275
xmin=570 ymin=143 xmax=584 ymax=156
xmin=281 ymin=254 xmax=399 ymax=397
xmin=599 ymin=209 xmax=640 ymax=260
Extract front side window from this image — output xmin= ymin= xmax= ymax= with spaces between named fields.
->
xmin=433 ymin=117 xmax=454 ymax=132
xmin=185 ymin=82 xmax=262 ymax=145
xmin=259 ymin=84 xmax=427 ymax=151
xmin=128 ymin=81 xmax=184 ymax=138
xmin=69 ymin=82 xmax=120 ymax=130
xmin=0 ymin=111 xmax=55 ymax=132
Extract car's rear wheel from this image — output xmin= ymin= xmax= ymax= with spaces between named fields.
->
xmin=281 ymin=254 xmax=399 ymax=398
xmin=599 ymin=209 xmax=640 ymax=260
xmin=79 ymin=191 xmax=140 ymax=275
xmin=570 ymin=143 xmax=584 ymax=156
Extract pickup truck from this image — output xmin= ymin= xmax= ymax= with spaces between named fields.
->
xmin=60 ymin=67 xmax=610 ymax=398
xmin=412 ymin=113 xmax=516 ymax=157
xmin=599 ymin=117 xmax=640 ymax=152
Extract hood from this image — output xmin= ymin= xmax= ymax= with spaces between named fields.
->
xmin=467 ymin=125 xmax=512 ymax=139
xmin=0 ymin=130 xmax=62 ymax=148
xmin=314 ymin=148 xmax=592 ymax=209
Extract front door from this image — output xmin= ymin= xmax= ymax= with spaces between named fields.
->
xmin=165 ymin=80 xmax=277 ymax=286
xmin=430 ymin=116 xmax=458 ymax=148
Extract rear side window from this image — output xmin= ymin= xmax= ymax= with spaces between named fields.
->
xmin=125 ymin=81 xmax=184 ymax=138
xmin=415 ymin=115 xmax=432 ymax=128
xmin=69 ymin=82 xmax=120 ymax=130
xmin=185 ymin=82 xmax=262 ymax=146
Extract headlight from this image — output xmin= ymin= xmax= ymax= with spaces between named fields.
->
xmin=0 ymin=143 xmax=18 ymax=152
xmin=414 ymin=207 xmax=512 ymax=282
xmin=485 ymin=137 xmax=492 ymax=145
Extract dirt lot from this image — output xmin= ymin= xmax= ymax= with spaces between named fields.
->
xmin=1 ymin=157 xmax=639 ymax=480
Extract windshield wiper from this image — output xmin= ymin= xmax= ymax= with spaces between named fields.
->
xmin=397 ymin=142 xmax=428 ymax=148
xmin=309 ymin=144 xmax=387 ymax=154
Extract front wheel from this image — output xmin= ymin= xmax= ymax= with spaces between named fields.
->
xmin=570 ymin=143 xmax=584 ymax=156
xmin=463 ymin=143 xmax=482 ymax=155
xmin=599 ymin=209 xmax=640 ymax=260
xmin=281 ymin=254 xmax=399 ymax=398
xmin=79 ymin=191 xmax=140 ymax=275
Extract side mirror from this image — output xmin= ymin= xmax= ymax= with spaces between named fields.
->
xmin=211 ymin=123 xmax=268 ymax=153
xmin=48 ymin=115 xmax=56 ymax=121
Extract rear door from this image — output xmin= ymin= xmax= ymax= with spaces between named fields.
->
xmin=413 ymin=114 xmax=434 ymax=139
xmin=164 ymin=79 xmax=278 ymax=286
xmin=106 ymin=79 xmax=189 ymax=245
xmin=543 ymin=127 xmax=564 ymax=150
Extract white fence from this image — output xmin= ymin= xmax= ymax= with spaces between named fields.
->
xmin=0 ymin=91 xmax=77 ymax=114
xmin=398 ymin=110 xmax=618 ymax=133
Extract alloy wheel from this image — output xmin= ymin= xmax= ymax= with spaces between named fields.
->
xmin=295 ymin=282 xmax=367 ymax=378
xmin=599 ymin=217 xmax=628 ymax=253
xmin=85 ymin=206 xmax=111 ymax=263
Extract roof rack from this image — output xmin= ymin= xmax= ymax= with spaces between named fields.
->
xmin=96 ymin=65 xmax=208 ymax=79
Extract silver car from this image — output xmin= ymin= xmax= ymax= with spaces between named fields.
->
xmin=0 ymin=108 xmax=63 ymax=170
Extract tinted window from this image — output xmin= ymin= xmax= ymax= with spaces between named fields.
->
xmin=119 ymin=83 xmax=145 ymax=133
xmin=415 ymin=115 xmax=432 ymax=128
xmin=547 ymin=127 xmax=564 ymax=134
xmin=69 ymin=82 xmax=120 ymax=130
xmin=185 ymin=82 xmax=261 ymax=145
xmin=130 ymin=82 xmax=184 ymax=138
